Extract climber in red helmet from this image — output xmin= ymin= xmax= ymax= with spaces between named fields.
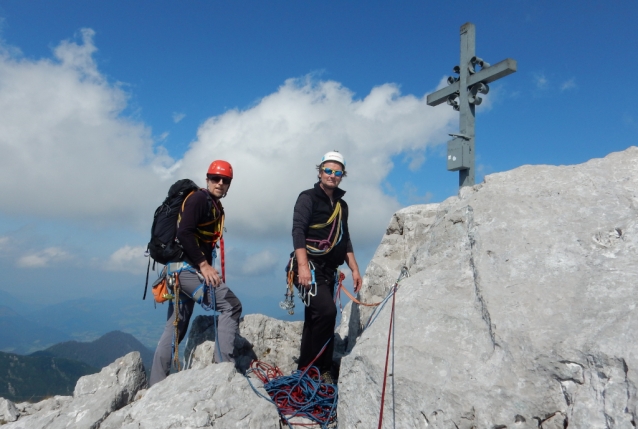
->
xmin=149 ymin=160 xmax=242 ymax=386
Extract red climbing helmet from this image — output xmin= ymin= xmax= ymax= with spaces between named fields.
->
xmin=207 ymin=160 xmax=233 ymax=179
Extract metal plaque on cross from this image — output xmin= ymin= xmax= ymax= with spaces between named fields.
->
xmin=427 ymin=22 xmax=517 ymax=188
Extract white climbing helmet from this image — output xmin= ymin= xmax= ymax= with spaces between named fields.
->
xmin=321 ymin=151 xmax=346 ymax=168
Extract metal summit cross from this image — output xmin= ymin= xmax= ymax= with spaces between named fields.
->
xmin=427 ymin=22 xmax=517 ymax=188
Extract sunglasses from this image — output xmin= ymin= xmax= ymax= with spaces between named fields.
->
xmin=207 ymin=175 xmax=231 ymax=185
xmin=321 ymin=167 xmax=344 ymax=178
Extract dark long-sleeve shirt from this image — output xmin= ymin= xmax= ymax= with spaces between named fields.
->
xmin=292 ymin=182 xmax=353 ymax=268
xmin=176 ymin=189 xmax=220 ymax=267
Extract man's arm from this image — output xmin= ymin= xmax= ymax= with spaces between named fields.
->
xmin=292 ymin=194 xmax=313 ymax=288
xmin=345 ymin=251 xmax=362 ymax=293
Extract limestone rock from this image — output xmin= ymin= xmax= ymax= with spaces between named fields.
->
xmin=185 ymin=313 xmax=303 ymax=374
xmin=338 ymin=147 xmax=638 ymax=428
xmin=0 ymin=398 xmax=19 ymax=423
xmin=3 ymin=352 xmax=146 ymax=429
xmin=100 ymin=362 xmax=280 ymax=429
xmin=188 ymin=340 xmax=217 ymax=370
xmin=13 ymin=396 xmax=71 ymax=418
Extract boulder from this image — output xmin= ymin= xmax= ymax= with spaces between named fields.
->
xmin=0 ymin=398 xmax=19 ymax=423
xmin=338 ymin=147 xmax=638 ymax=428
xmin=100 ymin=362 xmax=281 ymax=429
xmin=3 ymin=352 xmax=146 ymax=429
xmin=184 ymin=313 xmax=303 ymax=374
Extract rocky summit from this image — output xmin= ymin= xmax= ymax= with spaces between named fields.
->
xmin=1 ymin=147 xmax=637 ymax=428
xmin=339 ymin=146 xmax=638 ymax=428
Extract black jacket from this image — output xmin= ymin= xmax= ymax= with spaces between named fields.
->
xmin=176 ymin=189 xmax=223 ymax=267
xmin=292 ymin=182 xmax=353 ymax=269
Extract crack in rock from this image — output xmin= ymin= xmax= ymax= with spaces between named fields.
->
xmin=466 ymin=205 xmax=497 ymax=349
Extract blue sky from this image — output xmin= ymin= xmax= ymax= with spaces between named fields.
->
xmin=0 ymin=1 xmax=636 ymax=324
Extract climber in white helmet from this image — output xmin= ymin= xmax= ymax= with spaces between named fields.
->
xmin=288 ymin=151 xmax=362 ymax=384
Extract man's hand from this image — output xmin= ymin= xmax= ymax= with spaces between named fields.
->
xmin=345 ymin=252 xmax=362 ymax=293
xmin=297 ymin=264 xmax=313 ymax=289
xmin=352 ymin=269 xmax=362 ymax=293
xmin=198 ymin=261 xmax=221 ymax=287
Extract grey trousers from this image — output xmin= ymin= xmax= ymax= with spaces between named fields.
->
xmin=149 ymin=269 xmax=242 ymax=386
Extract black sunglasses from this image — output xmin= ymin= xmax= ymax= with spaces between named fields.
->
xmin=207 ymin=175 xmax=231 ymax=185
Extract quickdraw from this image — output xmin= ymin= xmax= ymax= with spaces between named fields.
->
xmin=298 ymin=261 xmax=317 ymax=306
xmin=280 ymin=257 xmax=317 ymax=315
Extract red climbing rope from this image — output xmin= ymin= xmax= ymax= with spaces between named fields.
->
xmin=220 ymin=237 xmax=226 ymax=283
xmin=377 ymin=284 xmax=397 ymax=429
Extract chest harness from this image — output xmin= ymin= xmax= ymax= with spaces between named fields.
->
xmin=280 ymin=202 xmax=342 ymax=315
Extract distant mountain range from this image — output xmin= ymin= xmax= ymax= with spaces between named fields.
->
xmin=0 ymin=331 xmax=154 ymax=403
xmin=0 ymin=289 xmax=167 ymax=354
xmin=0 ymin=305 xmax=72 ymax=354
xmin=31 ymin=330 xmax=154 ymax=371
xmin=0 ymin=351 xmax=97 ymax=402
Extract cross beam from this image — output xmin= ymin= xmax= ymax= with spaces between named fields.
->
xmin=427 ymin=23 xmax=517 ymax=188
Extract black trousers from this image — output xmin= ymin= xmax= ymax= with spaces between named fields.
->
xmin=297 ymin=265 xmax=338 ymax=373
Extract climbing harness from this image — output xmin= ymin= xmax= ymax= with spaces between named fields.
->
xmin=245 ymin=338 xmax=337 ymax=428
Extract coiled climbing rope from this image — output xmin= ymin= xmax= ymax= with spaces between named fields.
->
xmin=245 ymin=339 xmax=338 ymax=428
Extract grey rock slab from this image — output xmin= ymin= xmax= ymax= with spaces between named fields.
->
xmin=185 ymin=313 xmax=302 ymax=374
xmin=3 ymin=352 xmax=146 ymax=429
xmin=189 ymin=340 xmax=217 ymax=370
xmin=338 ymin=147 xmax=638 ymax=428
xmin=13 ymin=396 xmax=71 ymax=418
xmin=0 ymin=398 xmax=19 ymax=423
xmin=100 ymin=362 xmax=281 ymax=429
xmin=237 ymin=314 xmax=303 ymax=374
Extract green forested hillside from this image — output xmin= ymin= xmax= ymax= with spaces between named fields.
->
xmin=0 ymin=352 xmax=97 ymax=402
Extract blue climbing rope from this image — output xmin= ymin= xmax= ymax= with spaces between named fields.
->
xmin=244 ymin=338 xmax=338 ymax=428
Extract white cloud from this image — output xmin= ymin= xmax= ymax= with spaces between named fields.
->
xmin=560 ymin=79 xmax=576 ymax=91
xmin=404 ymin=151 xmax=426 ymax=172
xmin=173 ymin=112 xmax=186 ymax=123
xmin=104 ymin=245 xmax=148 ymax=274
xmin=0 ymin=29 xmax=172 ymax=229
xmin=175 ymin=77 xmax=456 ymax=247
xmin=534 ymin=73 xmax=548 ymax=89
xmin=241 ymin=249 xmax=279 ymax=275
xmin=0 ymin=30 xmax=457 ymax=264
xmin=17 ymin=247 xmax=72 ymax=268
